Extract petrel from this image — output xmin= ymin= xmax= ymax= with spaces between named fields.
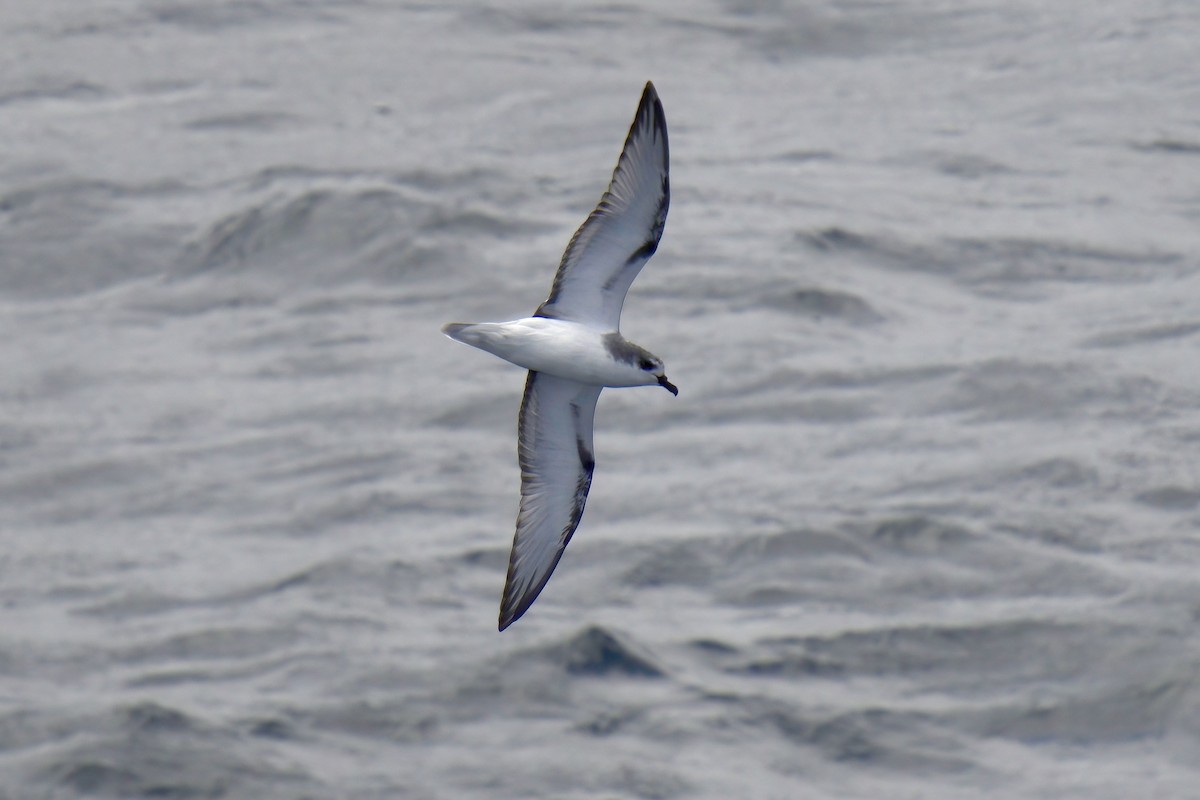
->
xmin=442 ymin=82 xmax=674 ymax=630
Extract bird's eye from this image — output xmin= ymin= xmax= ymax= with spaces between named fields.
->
xmin=639 ymin=359 xmax=655 ymax=370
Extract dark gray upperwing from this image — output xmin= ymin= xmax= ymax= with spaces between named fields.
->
xmin=499 ymin=371 xmax=602 ymax=631
xmin=534 ymin=82 xmax=669 ymax=331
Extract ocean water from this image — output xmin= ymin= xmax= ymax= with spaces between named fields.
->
xmin=2 ymin=1 xmax=1199 ymax=797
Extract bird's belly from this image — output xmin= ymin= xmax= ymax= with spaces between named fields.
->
xmin=515 ymin=345 xmax=632 ymax=385
xmin=461 ymin=318 xmax=639 ymax=387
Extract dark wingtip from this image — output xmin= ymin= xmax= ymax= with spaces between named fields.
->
xmin=639 ymin=82 xmax=662 ymax=121
xmin=498 ymin=593 xmax=532 ymax=632
xmin=498 ymin=588 xmax=520 ymax=632
xmin=497 ymin=562 xmax=534 ymax=633
xmin=637 ymin=81 xmax=668 ymax=174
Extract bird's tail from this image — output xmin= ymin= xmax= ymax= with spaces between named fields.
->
xmin=440 ymin=322 xmax=475 ymax=343
xmin=441 ymin=322 xmax=503 ymax=352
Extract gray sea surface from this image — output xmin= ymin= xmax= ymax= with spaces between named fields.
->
xmin=2 ymin=1 xmax=1199 ymax=797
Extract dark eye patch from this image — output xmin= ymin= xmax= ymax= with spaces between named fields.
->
xmin=639 ymin=358 xmax=655 ymax=370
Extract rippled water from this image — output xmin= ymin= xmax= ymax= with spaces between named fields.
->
xmin=2 ymin=1 xmax=1199 ymax=797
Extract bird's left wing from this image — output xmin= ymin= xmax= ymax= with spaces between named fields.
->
xmin=499 ymin=371 xmax=602 ymax=630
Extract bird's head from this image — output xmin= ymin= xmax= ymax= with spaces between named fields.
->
xmin=635 ymin=354 xmax=678 ymax=396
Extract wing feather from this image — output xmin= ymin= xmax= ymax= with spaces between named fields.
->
xmin=499 ymin=372 xmax=602 ymax=630
xmin=534 ymin=81 xmax=669 ymax=330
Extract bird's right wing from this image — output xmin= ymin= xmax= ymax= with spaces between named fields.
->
xmin=533 ymin=82 xmax=669 ymax=331
xmin=499 ymin=371 xmax=602 ymax=630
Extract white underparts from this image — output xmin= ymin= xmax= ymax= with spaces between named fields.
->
xmin=442 ymin=317 xmax=661 ymax=388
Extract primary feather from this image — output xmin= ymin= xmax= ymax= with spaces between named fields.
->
xmin=534 ymin=82 xmax=670 ymax=331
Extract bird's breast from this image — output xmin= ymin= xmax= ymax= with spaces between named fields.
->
xmin=468 ymin=317 xmax=646 ymax=387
